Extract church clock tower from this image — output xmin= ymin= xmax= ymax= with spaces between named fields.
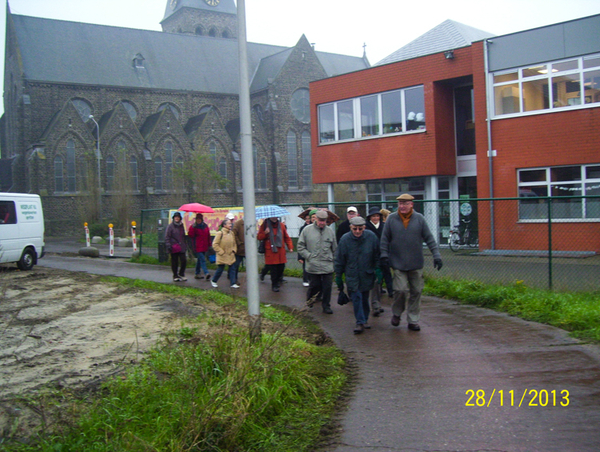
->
xmin=161 ymin=0 xmax=238 ymax=39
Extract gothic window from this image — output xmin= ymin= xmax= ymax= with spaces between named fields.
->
xmin=259 ymin=158 xmax=268 ymax=190
xmin=209 ymin=27 xmax=217 ymax=37
xmin=165 ymin=141 xmax=173 ymax=189
xmin=301 ymin=131 xmax=312 ymax=188
xmin=54 ymin=156 xmax=64 ymax=192
xmin=106 ymin=155 xmax=115 ymax=191
xmin=79 ymin=155 xmax=88 ymax=191
xmin=253 ymin=104 xmax=265 ymax=126
xmin=209 ymin=141 xmax=217 ymax=166
xmin=71 ymin=99 xmax=92 ymax=123
xmin=66 ymin=139 xmax=76 ymax=192
xmin=222 ymin=30 xmax=230 ymax=39
xmin=158 ymin=103 xmax=180 ymax=119
xmin=155 ymin=157 xmax=163 ymax=190
xmin=130 ymin=156 xmax=138 ymax=191
xmin=291 ymin=88 xmax=310 ymax=124
xmin=199 ymin=105 xmax=213 ymax=115
xmin=287 ymin=131 xmax=298 ymax=189
xmin=219 ymin=157 xmax=227 ymax=180
xmin=195 ymin=26 xmax=204 ymax=36
xmin=120 ymin=101 xmax=137 ymax=120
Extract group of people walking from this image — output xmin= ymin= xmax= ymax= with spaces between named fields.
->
xmin=164 ymin=192 xmax=443 ymax=334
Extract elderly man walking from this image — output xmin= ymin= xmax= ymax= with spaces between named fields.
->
xmin=380 ymin=194 xmax=443 ymax=331
xmin=298 ymin=210 xmax=337 ymax=314
xmin=335 ymin=216 xmax=380 ymax=334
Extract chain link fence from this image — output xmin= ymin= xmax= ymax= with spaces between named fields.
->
xmin=140 ymin=197 xmax=599 ymax=292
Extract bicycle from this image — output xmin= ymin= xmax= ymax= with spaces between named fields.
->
xmin=449 ymin=218 xmax=479 ymax=252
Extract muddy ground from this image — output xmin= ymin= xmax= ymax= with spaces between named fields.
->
xmin=0 ymin=266 xmax=289 ymax=438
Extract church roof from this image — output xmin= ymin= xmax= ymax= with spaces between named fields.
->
xmin=12 ymin=14 xmax=369 ymax=96
xmin=376 ymin=19 xmax=494 ymax=66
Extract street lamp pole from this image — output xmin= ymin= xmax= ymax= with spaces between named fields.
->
xmin=89 ymin=115 xmax=102 ymax=219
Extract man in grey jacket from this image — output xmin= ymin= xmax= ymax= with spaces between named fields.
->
xmin=298 ymin=210 xmax=337 ymax=314
xmin=380 ymin=194 xmax=443 ymax=331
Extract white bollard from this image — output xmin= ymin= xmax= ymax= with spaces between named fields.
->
xmin=131 ymin=221 xmax=138 ymax=253
xmin=84 ymin=222 xmax=91 ymax=247
xmin=108 ymin=223 xmax=115 ymax=257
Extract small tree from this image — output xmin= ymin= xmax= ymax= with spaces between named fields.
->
xmin=173 ymin=152 xmax=229 ymax=205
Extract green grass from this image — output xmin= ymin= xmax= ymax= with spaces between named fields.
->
xmin=425 ymin=277 xmax=600 ymax=342
xmin=2 ymin=281 xmax=344 ymax=451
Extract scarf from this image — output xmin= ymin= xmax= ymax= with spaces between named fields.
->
xmin=267 ymin=219 xmax=283 ymax=252
xmin=399 ymin=209 xmax=413 ymax=229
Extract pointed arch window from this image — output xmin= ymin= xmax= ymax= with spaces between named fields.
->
xmin=155 ymin=157 xmax=163 ymax=190
xmin=195 ymin=26 xmax=204 ymax=36
xmin=259 ymin=158 xmax=268 ymax=190
xmin=133 ymin=53 xmax=145 ymax=68
xmin=66 ymin=139 xmax=76 ymax=192
xmin=287 ymin=131 xmax=298 ymax=189
xmin=130 ymin=156 xmax=139 ymax=191
xmin=54 ymin=156 xmax=64 ymax=192
xmin=106 ymin=156 xmax=115 ymax=191
xmin=209 ymin=27 xmax=217 ymax=37
xmin=165 ymin=141 xmax=173 ymax=189
xmin=302 ymin=131 xmax=312 ymax=188
xmin=219 ymin=157 xmax=227 ymax=182
xmin=209 ymin=141 xmax=217 ymax=166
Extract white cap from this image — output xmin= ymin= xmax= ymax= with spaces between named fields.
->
xmin=416 ymin=112 xmax=424 ymax=122
xmin=225 ymin=213 xmax=235 ymax=220
xmin=347 ymin=206 xmax=358 ymax=213
xmin=407 ymin=111 xmax=416 ymax=120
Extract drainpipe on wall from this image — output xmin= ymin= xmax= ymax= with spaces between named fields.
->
xmin=484 ymin=38 xmax=495 ymax=250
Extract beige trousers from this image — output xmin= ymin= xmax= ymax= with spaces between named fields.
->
xmin=391 ymin=268 xmax=424 ymax=324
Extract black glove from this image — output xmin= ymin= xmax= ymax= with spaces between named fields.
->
xmin=335 ymin=275 xmax=344 ymax=291
xmin=380 ymin=257 xmax=390 ymax=269
xmin=434 ymin=258 xmax=443 ymax=271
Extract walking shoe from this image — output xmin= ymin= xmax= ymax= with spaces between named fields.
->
xmin=179 ymin=275 xmax=187 ymax=281
xmin=391 ymin=315 xmax=400 ymax=327
xmin=173 ymin=277 xmax=182 ymax=282
xmin=363 ymin=323 xmax=371 ymax=329
xmin=302 ymin=281 xmax=309 ymax=287
xmin=378 ymin=307 xmax=385 ymax=314
xmin=260 ymin=273 xmax=265 ymax=282
xmin=372 ymin=307 xmax=381 ymax=317
xmin=408 ymin=323 xmax=421 ymax=331
xmin=353 ymin=324 xmax=364 ymax=334
xmin=323 ymin=307 xmax=333 ymax=314
xmin=194 ymin=274 xmax=202 ymax=280
xmin=210 ymin=281 xmax=218 ymax=288
xmin=205 ymin=274 xmax=211 ymax=280
xmin=230 ymin=284 xmax=240 ymax=289
xmin=272 ymin=286 xmax=280 ymax=292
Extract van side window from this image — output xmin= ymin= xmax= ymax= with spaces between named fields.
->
xmin=0 ymin=201 xmax=17 ymax=224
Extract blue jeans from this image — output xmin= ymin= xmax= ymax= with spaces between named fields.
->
xmin=231 ymin=255 xmax=244 ymax=284
xmin=195 ymin=251 xmax=209 ymax=276
xmin=213 ymin=264 xmax=235 ymax=284
xmin=350 ymin=290 xmax=371 ymax=325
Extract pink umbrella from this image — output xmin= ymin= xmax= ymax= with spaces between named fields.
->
xmin=178 ymin=203 xmax=215 ymax=214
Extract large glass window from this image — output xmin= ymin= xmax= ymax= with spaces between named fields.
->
xmin=493 ymin=54 xmax=600 ymax=116
xmin=318 ymin=85 xmax=425 ymax=144
xmin=518 ymin=164 xmax=600 ymax=220
xmin=287 ymin=131 xmax=298 ymax=189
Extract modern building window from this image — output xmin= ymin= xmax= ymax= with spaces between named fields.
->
xmin=518 ymin=164 xmax=600 ymax=220
xmin=301 ymin=131 xmax=312 ymax=188
xmin=155 ymin=157 xmax=163 ymax=190
xmin=106 ymin=155 xmax=115 ymax=191
xmin=318 ymin=85 xmax=425 ymax=144
xmin=492 ymin=53 xmax=600 ymax=117
xmin=130 ymin=156 xmax=138 ymax=191
xmin=54 ymin=156 xmax=64 ymax=192
xmin=165 ymin=141 xmax=173 ymax=189
xmin=287 ymin=131 xmax=298 ymax=189
xmin=66 ymin=139 xmax=76 ymax=192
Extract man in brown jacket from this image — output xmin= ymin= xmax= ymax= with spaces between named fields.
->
xmin=231 ymin=216 xmax=245 ymax=287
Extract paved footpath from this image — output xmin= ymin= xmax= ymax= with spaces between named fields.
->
xmin=40 ymin=240 xmax=600 ymax=451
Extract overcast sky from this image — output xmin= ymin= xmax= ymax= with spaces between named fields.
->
xmin=2 ymin=0 xmax=600 ymax=116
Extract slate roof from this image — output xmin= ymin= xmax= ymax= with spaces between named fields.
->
xmin=376 ymin=19 xmax=494 ymax=66
xmin=12 ymin=14 xmax=369 ymax=96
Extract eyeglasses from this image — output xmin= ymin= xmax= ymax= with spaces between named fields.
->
xmin=350 ymin=226 xmax=365 ymax=231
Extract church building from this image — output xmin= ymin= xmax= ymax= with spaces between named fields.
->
xmin=1 ymin=0 xmax=369 ymax=233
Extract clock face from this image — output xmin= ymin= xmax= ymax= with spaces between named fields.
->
xmin=204 ymin=0 xmax=220 ymax=6
xmin=170 ymin=0 xmax=177 ymax=10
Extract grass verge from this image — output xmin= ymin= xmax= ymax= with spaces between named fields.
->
xmin=425 ymin=277 xmax=600 ymax=342
xmin=2 ymin=280 xmax=347 ymax=451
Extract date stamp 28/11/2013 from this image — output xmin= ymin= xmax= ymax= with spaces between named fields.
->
xmin=465 ymin=389 xmax=570 ymax=407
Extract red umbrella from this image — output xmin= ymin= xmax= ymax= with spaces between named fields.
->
xmin=178 ymin=203 xmax=215 ymax=214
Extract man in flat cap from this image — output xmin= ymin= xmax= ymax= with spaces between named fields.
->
xmin=335 ymin=216 xmax=381 ymax=334
xmin=298 ymin=209 xmax=337 ymax=314
xmin=380 ymin=194 xmax=443 ymax=331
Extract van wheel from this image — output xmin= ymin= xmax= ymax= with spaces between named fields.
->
xmin=17 ymin=248 xmax=36 ymax=270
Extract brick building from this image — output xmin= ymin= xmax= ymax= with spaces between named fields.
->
xmin=309 ymin=16 xmax=600 ymax=252
xmin=1 ymin=0 xmax=369 ymax=233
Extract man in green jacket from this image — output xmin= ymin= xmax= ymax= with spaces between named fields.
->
xmin=335 ymin=216 xmax=380 ymax=334
xmin=380 ymin=193 xmax=443 ymax=331
xmin=298 ymin=210 xmax=337 ymax=314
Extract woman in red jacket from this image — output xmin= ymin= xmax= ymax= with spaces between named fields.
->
xmin=188 ymin=213 xmax=212 ymax=280
xmin=257 ymin=217 xmax=293 ymax=292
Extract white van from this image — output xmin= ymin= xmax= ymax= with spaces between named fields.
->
xmin=0 ymin=193 xmax=45 ymax=270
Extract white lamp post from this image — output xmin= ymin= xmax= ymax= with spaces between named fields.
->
xmin=89 ymin=115 xmax=102 ymax=218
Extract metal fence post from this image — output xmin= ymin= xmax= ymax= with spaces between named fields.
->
xmin=548 ymin=198 xmax=553 ymax=291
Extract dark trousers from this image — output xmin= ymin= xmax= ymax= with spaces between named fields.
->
xmin=270 ymin=263 xmax=285 ymax=288
xmin=383 ymin=265 xmax=394 ymax=296
xmin=170 ymin=252 xmax=187 ymax=278
xmin=232 ymin=255 xmax=244 ymax=284
xmin=307 ymin=273 xmax=333 ymax=309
